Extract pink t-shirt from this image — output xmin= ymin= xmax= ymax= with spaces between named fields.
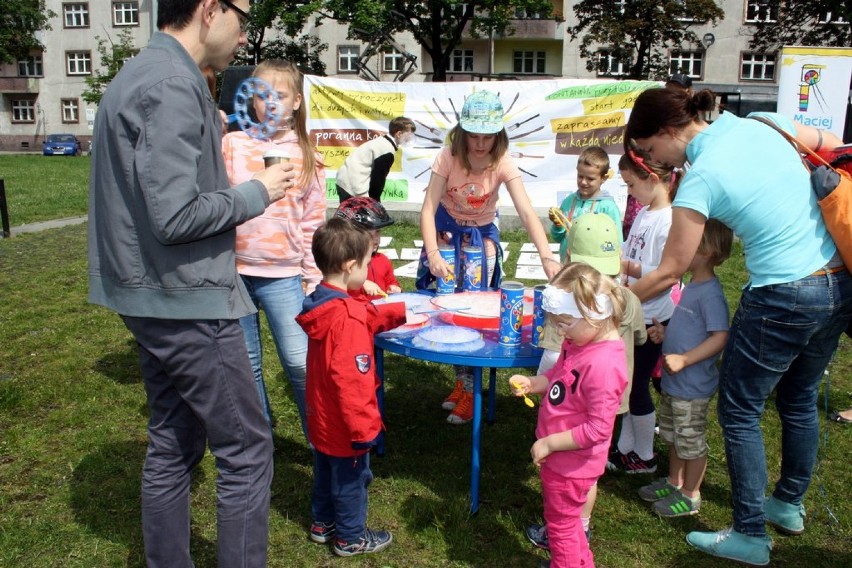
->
xmin=432 ymin=147 xmax=521 ymax=226
xmin=537 ymin=339 xmax=628 ymax=479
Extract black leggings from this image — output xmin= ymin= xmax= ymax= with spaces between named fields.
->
xmin=628 ymin=321 xmax=668 ymax=416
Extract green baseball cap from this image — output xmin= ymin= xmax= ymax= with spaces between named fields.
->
xmin=460 ymin=91 xmax=504 ymax=134
xmin=568 ymin=213 xmax=621 ymax=276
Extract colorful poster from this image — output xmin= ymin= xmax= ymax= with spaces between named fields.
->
xmin=777 ymin=46 xmax=852 ymax=139
xmin=303 ymin=76 xmax=659 ymax=209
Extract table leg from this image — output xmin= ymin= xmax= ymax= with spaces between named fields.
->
xmin=487 ymin=367 xmax=497 ymax=424
xmin=470 ymin=366 xmax=482 ymax=515
xmin=375 ymin=346 xmax=385 ymax=457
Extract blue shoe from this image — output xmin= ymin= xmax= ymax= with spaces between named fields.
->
xmin=333 ymin=528 xmax=392 ymax=556
xmin=765 ymin=495 xmax=805 ymax=535
xmin=686 ymin=528 xmax=772 ymax=566
xmin=525 ymin=523 xmax=549 ymax=550
xmin=309 ymin=520 xmax=336 ymax=544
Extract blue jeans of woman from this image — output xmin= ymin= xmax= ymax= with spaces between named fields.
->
xmin=239 ymin=274 xmax=309 ymax=442
xmin=718 ymin=269 xmax=852 ymax=537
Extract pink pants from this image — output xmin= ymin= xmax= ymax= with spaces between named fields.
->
xmin=541 ymin=467 xmax=596 ymax=567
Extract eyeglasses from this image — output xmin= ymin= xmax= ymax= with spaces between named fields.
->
xmin=628 ymin=149 xmax=655 ymax=177
xmin=220 ymin=0 xmax=249 ymax=32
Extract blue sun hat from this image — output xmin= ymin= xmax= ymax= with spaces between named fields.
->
xmin=460 ymin=90 xmax=505 ymax=134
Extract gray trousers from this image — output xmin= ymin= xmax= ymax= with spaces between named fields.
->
xmin=122 ymin=316 xmax=273 ymax=568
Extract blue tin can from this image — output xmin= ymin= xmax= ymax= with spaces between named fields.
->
xmin=532 ymin=284 xmax=546 ymax=347
xmin=435 ymin=245 xmax=456 ymax=295
xmin=463 ymin=246 xmax=483 ymax=291
xmin=499 ymin=281 xmax=525 ymax=346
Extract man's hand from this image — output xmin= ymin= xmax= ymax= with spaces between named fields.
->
xmin=253 ymin=161 xmax=296 ymax=202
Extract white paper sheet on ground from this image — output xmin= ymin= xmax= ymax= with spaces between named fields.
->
xmin=515 ymin=264 xmax=548 ymax=280
xmin=414 ymin=240 xmax=424 ymax=247
xmin=380 ymin=236 xmax=392 ymax=247
xmin=517 ymin=252 xmax=544 ymax=265
xmin=520 ymin=242 xmax=559 ymax=253
xmin=400 ymin=248 xmax=421 ymax=260
xmin=394 ymin=260 xmax=420 ymax=279
xmin=379 ymin=248 xmax=398 ymax=260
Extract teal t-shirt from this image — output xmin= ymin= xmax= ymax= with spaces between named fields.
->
xmin=674 ymin=112 xmax=836 ymax=287
xmin=551 ymin=193 xmax=622 ymax=263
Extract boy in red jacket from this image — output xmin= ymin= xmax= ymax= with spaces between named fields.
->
xmin=296 ymin=217 xmax=406 ymax=557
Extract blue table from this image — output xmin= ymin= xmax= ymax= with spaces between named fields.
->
xmin=374 ymin=323 xmax=543 ymax=514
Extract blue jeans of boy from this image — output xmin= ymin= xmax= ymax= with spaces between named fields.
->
xmin=239 ymin=274 xmax=309 ymax=441
xmin=312 ymin=450 xmax=373 ymax=543
xmin=718 ymin=269 xmax=852 ymax=537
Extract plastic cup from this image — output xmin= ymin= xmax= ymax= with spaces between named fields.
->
xmin=263 ymin=149 xmax=290 ymax=167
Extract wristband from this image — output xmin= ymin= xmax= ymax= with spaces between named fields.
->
xmin=426 ymin=248 xmax=439 ymax=257
xmin=815 ymin=129 xmax=823 ymax=152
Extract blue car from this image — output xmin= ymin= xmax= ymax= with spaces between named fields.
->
xmin=43 ymin=134 xmax=82 ymax=156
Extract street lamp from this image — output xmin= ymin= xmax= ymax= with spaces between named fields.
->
xmin=702 ymin=33 xmax=716 ymax=49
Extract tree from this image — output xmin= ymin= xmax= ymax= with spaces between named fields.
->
xmin=568 ymin=0 xmax=724 ymax=80
xmin=749 ymin=1 xmax=852 ymax=50
xmin=81 ymin=29 xmax=138 ymax=106
xmin=303 ymin=0 xmax=556 ymax=82
xmin=0 ymin=0 xmax=56 ymax=64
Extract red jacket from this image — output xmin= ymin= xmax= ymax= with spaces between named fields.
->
xmin=349 ymin=252 xmax=401 ymax=303
xmin=296 ymin=282 xmax=406 ymax=457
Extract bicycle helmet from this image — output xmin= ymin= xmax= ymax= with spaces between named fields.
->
xmin=335 ymin=197 xmax=395 ymax=229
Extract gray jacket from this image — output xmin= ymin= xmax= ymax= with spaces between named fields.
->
xmin=88 ymin=32 xmax=268 ymax=319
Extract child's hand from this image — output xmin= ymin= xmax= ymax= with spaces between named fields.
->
xmin=363 ymin=280 xmax=386 ymax=297
xmin=648 ymin=318 xmax=666 ymax=344
xmin=387 ymin=284 xmax=402 ymax=294
xmin=428 ymin=255 xmax=451 ymax=278
xmin=509 ymin=375 xmax=531 ymax=396
xmin=548 ymin=207 xmax=570 ymax=229
xmin=662 ymin=353 xmax=687 ymax=375
xmin=531 ymin=437 xmax=552 ymax=467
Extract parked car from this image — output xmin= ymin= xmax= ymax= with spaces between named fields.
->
xmin=42 ymin=134 xmax=81 ymax=156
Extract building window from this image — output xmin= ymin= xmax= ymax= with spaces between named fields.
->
xmin=66 ymin=51 xmax=92 ymax=75
xmin=338 ymin=46 xmax=359 ymax=73
xmin=818 ymin=11 xmax=849 ymax=24
xmin=64 ymin=3 xmax=90 ymax=28
xmin=513 ymin=50 xmax=546 ymax=74
xmin=597 ymin=50 xmax=628 ymax=77
xmin=62 ymin=99 xmax=80 ymax=123
xmin=514 ymin=7 xmax=542 ymax=19
xmin=383 ymin=48 xmax=404 ymax=73
xmin=669 ymin=51 xmax=703 ymax=79
xmin=113 ymin=1 xmax=139 ymax=26
xmin=448 ymin=49 xmax=474 ymax=72
xmin=741 ymin=52 xmax=776 ymax=81
xmin=11 ymin=99 xmax=35 ymax=123
xmin=745 ymin=1 xmax=778 ymax=23
xmin=18 ymin=56 xmax=43 ymax=77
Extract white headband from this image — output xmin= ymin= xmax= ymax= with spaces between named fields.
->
xmin=541 ymin=284 xmax=613 ymax=320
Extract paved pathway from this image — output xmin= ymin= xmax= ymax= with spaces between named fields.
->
xmin=2 ymin=215 xmax=88 ymax=238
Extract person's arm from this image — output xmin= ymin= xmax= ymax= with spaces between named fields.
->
xmin=368 ymin=152 xmax=395 ymax=201
xmin=420 ymin=171 xmax=451 ymax=278
xmin=663 ymin=330 xmax=728 ymax=375
xmin=628 ymin=207 xmax=705 ymax=302
xmin=793 ymin=122 xmax=843 ymax=152
xmin=505 ymin=176 xmax=561 ymax=280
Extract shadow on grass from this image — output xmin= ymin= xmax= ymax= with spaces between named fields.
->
xmin=93 ymin=338 xmax=142 ymax=385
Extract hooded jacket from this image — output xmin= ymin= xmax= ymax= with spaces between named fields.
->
xmin=296 ymin=282 xmax=405 ymax=457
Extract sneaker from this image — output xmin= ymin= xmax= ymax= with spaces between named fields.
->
xmin=638 ymin=478 xmax=679 ymax=502
xmin=654 ymin=490 xmax=701 ymax=517
xmin=608 ymin=450 xmax=657 ymax=474
xmin=309 ymin=521 xmax=336 ymax=544
xmin=441 ymin=380 xmax=465 ymax=411
xmin=525 ymin=523 xmax=549 ymax=550
xmin=764 ymin=495 xmax=806 ymax=535
xmin=333 ymin=528 xmax=393 ymax=557
xmin=447 ymin=391 xmax=473 ymax=424
xmin=686 ymin=527 xmax=772 ymax=566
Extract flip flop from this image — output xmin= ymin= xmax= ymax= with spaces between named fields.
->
xmin=828 ymin=410 xmax=852 ymax=424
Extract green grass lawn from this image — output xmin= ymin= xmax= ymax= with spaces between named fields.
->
xmin=0 ymin=155 xmax=91 ymax=226
xmin=1 ymin=217 xmax=851 ymax=567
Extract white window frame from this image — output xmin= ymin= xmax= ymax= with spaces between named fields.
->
xmin=740 ymin=52 xmax=776 ymax=81
xmin=63 ymin=3 xmax=90 ymax=28
xmin=113 ymin=1 xmax=139 ymax=26
xmin=596 ymin=50 xmax=629 ymax=78
xmin=338 ymin=46 xmax=359 ymax=73
xmin=818 ymin=11 xmax=849 ymax=24
xmin=11 ymin=99 xmax=35 ymax=122
xmin=745 ymin=1 xmax=778 ymax=23
xmin=61 ymin=98 xmax=80 ymax=123
xmin=669 ymin=51 xmax=704 ymax=79
xmin=382 ymin=48 xmax=404 ymax=73
xmin=447 ymin=49 xmax=474 ymax=72
xmin=513 ymin=50 xmax=546 ymax=74
xmin=18 ymin=55 xmax=43 ymax=77
xmin=66 ymin=51 xmax=92 ymax=75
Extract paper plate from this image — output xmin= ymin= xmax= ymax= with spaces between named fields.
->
xmin=412 ymin=326 xmax=485 ymax=352
xmin=430 ymin=290 xmax=534 ymax=330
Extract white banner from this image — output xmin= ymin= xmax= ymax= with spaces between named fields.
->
xmin=303 ymin=76 xmax=660 ymax=211
xmin=777 ymin=46 xmax=852 ymax=139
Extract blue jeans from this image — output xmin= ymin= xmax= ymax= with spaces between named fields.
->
xmin=239 ymin=275 xmax=309 ymax=442
xmin=718 ymin=269 xmax=852 ymax=537
xmin=312 ymin=450 xmax=373 ymax=543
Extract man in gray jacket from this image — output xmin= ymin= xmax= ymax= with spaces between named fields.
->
xmin=87 ymin=1 xmax=294 ymax=566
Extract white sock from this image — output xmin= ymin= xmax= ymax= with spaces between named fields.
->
xmin=617 ymin=413 xmax=635 ymax=454
xmin=633 ymin=411 xmax=657 ymax=461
